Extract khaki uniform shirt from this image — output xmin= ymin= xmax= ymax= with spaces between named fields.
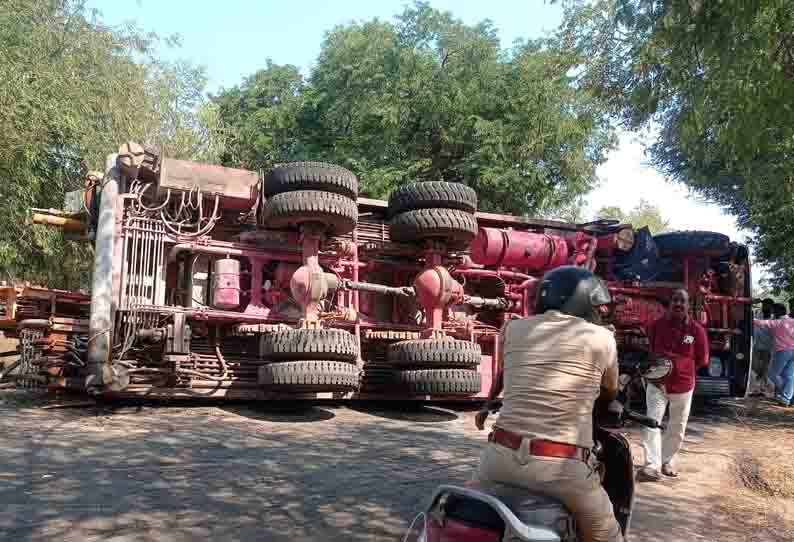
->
xmin=494 ymin=310 xmax=618 ymax=449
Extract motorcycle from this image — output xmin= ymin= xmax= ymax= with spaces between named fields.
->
xmin=402 ymin=359 xmax=673 ymax=542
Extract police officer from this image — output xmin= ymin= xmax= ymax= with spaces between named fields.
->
xmin=474 ymin=266 xmax=623 ymax=542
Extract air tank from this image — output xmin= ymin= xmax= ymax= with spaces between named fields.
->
xmin=212 ymin=258 xmax=241 ymax=310
xmin=470 ymin=227 xmax=569 ymax=271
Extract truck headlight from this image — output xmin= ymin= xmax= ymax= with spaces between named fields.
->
xmin=708 ymin=357 xmax=724 ymax=377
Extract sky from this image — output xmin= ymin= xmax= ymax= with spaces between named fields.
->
xmin=88 ymin=0 xmax=565 ymax=91
xmin=88 ymin=0 xmax=758 ymax=280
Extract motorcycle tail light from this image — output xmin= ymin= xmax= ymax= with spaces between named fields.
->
xmin=426 ymin=517 xmax=501 ymax=542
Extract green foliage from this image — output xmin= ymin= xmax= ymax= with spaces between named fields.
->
xmin=540 ymin=195 xmax=589 ymax=224
xmin=556 ymin=0 xmax=794 ymax=290
xmin=0 ymin=1 xmax=220 ymax=289
xmin=752 ymin=282 xmax=788 ymax=306
xmin=0 ymin=0 xmax=146 ymax=288
xmin=142 ymin=60 xmax=226 ymax=163
xmin=595 ymin=198 xmax=670 ymax=234
xmin=213 ymin=2 xmax=616 ymax=216
xmin=213 ymin=61 xmax=308 ymax=172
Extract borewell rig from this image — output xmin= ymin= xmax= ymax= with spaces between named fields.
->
xmin=25 ymin=142 xmax=753 ymax=400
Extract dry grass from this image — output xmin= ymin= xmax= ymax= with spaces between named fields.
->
xmin=736 ymin=439 xmax=794 ymax=500
xmin=714 ymin=492 xmax=794 ymax=542
xmin=716 ymin=400 xmax=794 ymax=499
xmin=704 ymin=399 xmax=794 ymax=541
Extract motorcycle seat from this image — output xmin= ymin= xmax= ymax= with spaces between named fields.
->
xmin=469 ymin=482 xmax=577 ymax=539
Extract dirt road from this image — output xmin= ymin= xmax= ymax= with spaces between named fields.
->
xmin=626 ymin=399 xmax=794 ymax=542
xmin=0 ymin=391 xmax=790 ymax=541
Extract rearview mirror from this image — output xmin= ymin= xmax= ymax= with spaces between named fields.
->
xmin=643 ymin=357 xmax=673 ymax=381
xmin=618 ymin=373 xmax=632 ymax=390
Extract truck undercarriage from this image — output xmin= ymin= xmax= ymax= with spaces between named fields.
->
xmin=13 ymin=143 xmax=753 ymax=401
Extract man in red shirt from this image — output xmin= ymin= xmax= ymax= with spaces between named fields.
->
xmin=639 ymin=288 xmax=709 ymax=481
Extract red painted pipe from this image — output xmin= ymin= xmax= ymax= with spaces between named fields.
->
xmin=453 ymin=269 xmax=533 ymax=282
xmin=704 ymin=294 xmax=752 ymax=303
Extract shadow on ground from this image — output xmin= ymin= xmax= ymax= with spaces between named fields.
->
xmin=221 ymin=404 xmax=337 ymax=423
xmin=346 ymin=401 xmax=460 ymax=423
xmin=699 ymin=397 xmax=794 ymax=429
xmin=0 ymin=395 xmax=482 ymax=542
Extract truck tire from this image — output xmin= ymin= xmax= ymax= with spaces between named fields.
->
xmin=388 ymin=339 xmax=482 ymax=368
xmin=388 ymin=181 xmax=477 ymax=217
xmin=389 ymin=208 xmax=478 ymax=247
xmin=397 ymin=369 xmax=481 ymax=395
xmin=263 ymin=162 xmax=358 ymax=199
xmin=261 ymin=190 xmax=357 ymax=236
xmin=653 ymin=231 xmax=730 ymax=257
xmin=258 ymin=360 xmax=361 ymax=391
xmin=261 ymin=328 xmax=359 ymax=362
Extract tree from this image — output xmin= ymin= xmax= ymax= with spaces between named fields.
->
xmin=595 ymin=206 xmax=624 ymax=222
xmin=142 ymin=60 xmax=226 ymax=164
xmin=539 ymin=195 xmax=588 ymax=224
xmin=555 ymin=1 xmax=794 ymax=290
xmin=0 ymin=1 xmax=219 ymax=288
xmin=595 ymin=199 xmax=670 ymax=234
xmin=212 ymin=61 xmax=308 ymax=172
xmin=214 ymin=2 xmax=616 ymax=216
xmin=752 ymin=282 xmax=788 ymax=306
xmin=0 ymin=1 xmax=149 ymax=288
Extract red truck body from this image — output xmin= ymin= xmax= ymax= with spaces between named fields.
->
xmin=18 ymin=146 xmax=753 ymax=400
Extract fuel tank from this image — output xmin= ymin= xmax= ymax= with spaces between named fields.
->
xmin=470 ymin=227 xmax=569 ymax=271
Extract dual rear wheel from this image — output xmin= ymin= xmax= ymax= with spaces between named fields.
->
xmin=258 ymin=166 xmax=483 ymax=396
xmin=259 ymin=162 xmax=359 ymax=236
xmin=258 ymin=328 xmax=360 ymax=393
xmin=387 ymin=338 xmax=482 ymax=396
xmin=387 ymin=181 xmax=479 ymax=249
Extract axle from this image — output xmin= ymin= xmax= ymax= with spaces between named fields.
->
xmin=340 ymin=278 xmax=510 ymax=310
xmin=341 ymin=280 xmax=415 ymax=297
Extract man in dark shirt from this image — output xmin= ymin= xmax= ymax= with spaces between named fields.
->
xmin=639 ymin=288 xmax=709 ymax=481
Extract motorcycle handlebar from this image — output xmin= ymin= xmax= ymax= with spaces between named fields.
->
xmin=624 ymin=409 xmax=666 ymax=431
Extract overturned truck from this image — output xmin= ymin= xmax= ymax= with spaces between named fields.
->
xmin=26 ymin=143 xmax=753 ymax=400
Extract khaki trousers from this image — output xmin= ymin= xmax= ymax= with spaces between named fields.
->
xmin=475 ymin=439 xmax=623 ymax=542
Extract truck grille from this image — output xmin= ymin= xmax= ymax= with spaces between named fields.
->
xmin=696 ymin=378 xmax=731 ymax=397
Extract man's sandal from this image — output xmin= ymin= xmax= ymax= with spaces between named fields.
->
xmin=662 ymin=464 xmax=678 ymax=477
xmin=637 ymin=466 xmax=662 ymax=482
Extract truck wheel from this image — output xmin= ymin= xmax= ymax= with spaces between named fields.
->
xmin=258 ymin=360 xmax=361 ymax=392
xmin=389 ymin=208 xmax=478 ymax=247
xmin=261 ymin=190 xmax=358 ymax=236
xmin=263 ymin=162 xmax=358 ymax=199
xmin=388 ymin=181 xmax=477 ymax=217
xmin=261 ymin=328 xmax=359 ymax=362
xmin=396 ymin=369 xmax=481 ymax=395
xmin=653 ymin=231 xmax=730 ymax=257
xmin=388 ymin=339 xmax=482 ymax=368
